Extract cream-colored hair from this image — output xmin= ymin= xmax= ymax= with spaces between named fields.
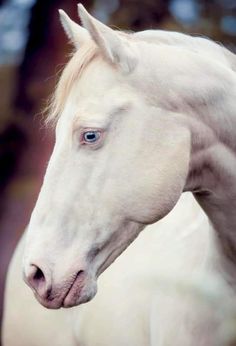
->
xmin=46 ymin=41 xmax=99 ymax=125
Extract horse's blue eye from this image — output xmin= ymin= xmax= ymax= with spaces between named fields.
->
xmin=83 ymin=131 xmax=100 ymax=143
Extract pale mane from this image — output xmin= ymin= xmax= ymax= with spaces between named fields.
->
xmin=46 ymin=41 xmax=99 ymax=125
xmin=134 ymin=30 xmax=236 ymax=71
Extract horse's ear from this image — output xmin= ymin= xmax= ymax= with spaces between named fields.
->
xmin=59 ymin=9 xmax=90 ymax=48
xmin=77 ymin=4 xmax=137 ymax=73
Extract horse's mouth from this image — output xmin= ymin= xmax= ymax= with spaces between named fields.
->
xmin=62 ymin=270 xmax=96 ymax=308
xmin=58 ymin=251 xmax=116 ymax=308
xmin=59 ymin=250 xmax=118 ymax=308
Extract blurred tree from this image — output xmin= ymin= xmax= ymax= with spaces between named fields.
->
xmin=110 ymin=0 xmax=171 ymax=30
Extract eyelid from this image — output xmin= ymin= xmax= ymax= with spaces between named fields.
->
xmin=74 ymin=118 xmax=109 ymax=130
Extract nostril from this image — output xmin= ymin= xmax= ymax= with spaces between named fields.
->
xmin=29 ymin=264 xmax=45 ymax=285
xmin=24 ymin=264 xmax=51 ymax=299
xmin=33 ymin=266 xmax=45 ymax=284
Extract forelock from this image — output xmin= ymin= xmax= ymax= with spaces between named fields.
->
xmin=45 ymin=40 xmax=99 ymax=125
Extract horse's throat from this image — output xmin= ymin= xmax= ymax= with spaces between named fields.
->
xmin=186 ymin=138 xmax=236 ymax=285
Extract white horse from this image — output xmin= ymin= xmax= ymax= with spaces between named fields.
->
xmin=3 ymin=4 xmax=236 ymax=345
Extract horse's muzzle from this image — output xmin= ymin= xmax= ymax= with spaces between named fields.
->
xmin=23 ymin=263 xmax=97 ymax=309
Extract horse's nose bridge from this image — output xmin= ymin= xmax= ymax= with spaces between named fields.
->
xmin=28 ymin=204 xmax=74 ymax=247
xmin=24 ymin=222 xmax=85 ymax=273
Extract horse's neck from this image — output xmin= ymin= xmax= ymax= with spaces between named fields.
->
xmin=140 ymin=31 xmax=236 ymax=286
xmin=184 ymin=66 xmax=236 ymax=287
xmin=191 ymin=145 xmax=236 ymax=284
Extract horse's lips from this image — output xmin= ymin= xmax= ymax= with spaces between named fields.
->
xmin=62 ymin=273 xmax=85 ymax=308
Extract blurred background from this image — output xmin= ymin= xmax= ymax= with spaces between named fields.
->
xmin=0 ymin=0 xmax=236 ymax=341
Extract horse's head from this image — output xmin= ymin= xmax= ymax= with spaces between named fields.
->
xmin=23 ymin=4 xmax=191 ymax=308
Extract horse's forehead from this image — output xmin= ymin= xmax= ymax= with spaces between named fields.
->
xmin=67 ymin=61 xmax=133 ymax=113
xmin=76 ymin=60 xmax=125 ymax=95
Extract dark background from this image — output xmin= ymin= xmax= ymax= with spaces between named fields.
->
xmin=0 ymin=0 xmax=236 ymax=341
